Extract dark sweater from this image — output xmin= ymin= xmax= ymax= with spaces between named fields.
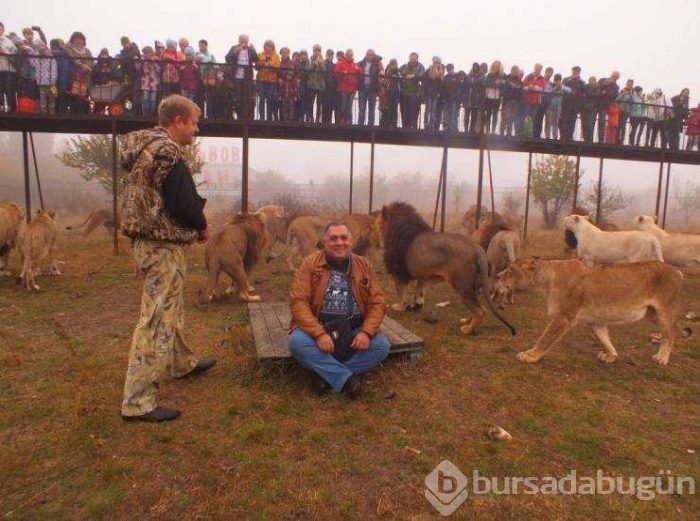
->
xmin=162 ymin=159 xmax=207 ymax=231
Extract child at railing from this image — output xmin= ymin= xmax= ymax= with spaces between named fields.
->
xmin=686 ymin=103 xmax=700 ymax=151
xmin=161 ymin=39 xmax=180 ymax=97
xmin=35 ymin=44 xmax=57 ymax=114
xmin=138 ymin=46 xmax=161 ymax=116
xmin=179 ymin=47 xmax=199 ymax=102
xmin=605 ymin=101 xmax=621 ymax=144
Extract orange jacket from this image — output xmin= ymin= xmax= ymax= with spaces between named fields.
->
xmin=289 ymin=251 xmax=385 ymax=339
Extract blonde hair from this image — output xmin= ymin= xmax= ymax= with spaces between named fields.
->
xmin=158 ymin=95 xmax=201 ymax=127
xmin=489 ymin=60 xmax=502 ymax=74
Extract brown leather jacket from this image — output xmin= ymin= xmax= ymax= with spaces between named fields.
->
xmin=289 ymin=251 xmax=385 ymax=339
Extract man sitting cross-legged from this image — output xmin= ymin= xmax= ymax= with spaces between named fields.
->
xmin=288 ymin=222 xmax=390 ymax=399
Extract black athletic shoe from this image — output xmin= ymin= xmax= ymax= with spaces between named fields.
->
xmin=176 ymin=358 xmax=217 ymax=379
xmin=122 ymin=406 xmax=181 ymax=423
xmin=342 ymin=375 xmax=362 ymax=400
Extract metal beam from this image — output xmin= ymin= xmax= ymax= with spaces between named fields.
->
xmin=654 ymin=160 xmax=664 ymax=217
xmin=241 ymin=127 xmax=249 ymax=213
xmin=524 ymin=152 xmax=533 ymax=240
xmin=572 ymin=149 xmax=581 ymax=211
xmin=29 ymin=133 xmax=44 ymax=211
xmin=349 ymin=141 xmax=354 ymax=214
xmin=22 ymin=131 xmax=31 ymax=223
xmin=111 ymin=120 xmax=119 ymax=254
xmin=369 ymin=132 xmax=375 ymax=213
xmin=440 ymin=147 xmax=448 ymax=232
xmin=475 ymin=147 xmax=485 ymax=230
xmin=661 ymin=162 xmax=672 ymax=229
xmin=595 ymin=157 xmax=604 ymax=224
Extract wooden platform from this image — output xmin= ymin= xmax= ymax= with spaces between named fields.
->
xmin=248 ymin=301 xmax=424 ymax=361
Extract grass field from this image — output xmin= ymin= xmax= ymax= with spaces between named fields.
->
xmin=0 ymin=226 xmax=698 ymax=520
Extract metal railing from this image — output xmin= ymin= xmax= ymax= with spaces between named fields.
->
xmin=0 ymin=55 xmax=697 ymax=152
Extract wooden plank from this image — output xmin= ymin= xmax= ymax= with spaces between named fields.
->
xmin=249 ymin=302 xmax=425 ymax=360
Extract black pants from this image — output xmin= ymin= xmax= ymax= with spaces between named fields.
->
xmin=0 ymin=71 xmax=17 ymax=111
xmin=533 ymin=102 xmax=548 ymax=138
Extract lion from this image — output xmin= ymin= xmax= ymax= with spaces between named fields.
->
xmin=563 ymin=214 xmax=662 ymax=266
xmin=632 ymin=215 xmax=700 ymax=267
xmin=17 ymin=210 xmax=61 ymax=291
xmin=472 ymin=215 xmax=511 ymax=251
xmin=378 ymin=202 xmax=516 ymax=336
xmin=462 ymin=205 xmax=506 ymax=232
xmin=0 ymin=200 xmax=24 ymax=276
xmin=495 ymin=258 xmax=686 ymax=366
xmin=487 ymin=230 xmax=522 ymax=305
xmin=280 ymin=213 xmax=381 ymax=270
xmin=65 ymin=206 xmax=118 ymax=237
xmin=204 ymin=213 xmax=269 ymax=302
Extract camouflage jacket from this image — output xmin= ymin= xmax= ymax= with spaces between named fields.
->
xmin=119 ymin=127 xmax=200 ymax=244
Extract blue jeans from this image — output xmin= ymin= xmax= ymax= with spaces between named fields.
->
xmin=358 ymin=89 xmax=377 ymax=126
xmin=142 ymin=90 xmax=157 ymax=116
xmin=443 ymin=100 xmax=458 ymax=131
xmin=289 ymin=328 xmax=390 ymax=392
xmin=258 ymin=82 xmax=277 ymax=121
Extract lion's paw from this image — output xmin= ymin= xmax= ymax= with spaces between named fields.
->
xmin=390 ymin=303 xmax=405 ymax=312
xmin=241 ymin=293 xmax=261 ymax=302
xmin=597 ymin=351 xmax=618 ymax=364
xmin=652 ymin=352 xmax=670 ymax=366
xmin=516 ymin=350 xmax=540 ymax=363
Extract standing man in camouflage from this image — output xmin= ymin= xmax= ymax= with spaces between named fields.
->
xmin=120 ymin=94 xmax=216 ymax=423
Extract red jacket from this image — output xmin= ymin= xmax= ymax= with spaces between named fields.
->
xmin=335 ymin=57 xmax=360 ymax=94
xmin=523 ymin=73 xmax=547 ymax=105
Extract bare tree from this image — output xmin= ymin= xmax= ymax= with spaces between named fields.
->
xmin=673 ymin=179 xmax=698 ymax=225
xmin=583 ymin=180 xmax=630 ymax=222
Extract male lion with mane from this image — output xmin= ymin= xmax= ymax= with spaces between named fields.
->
xmin=495 ymin=258 xmax=686 ymax=366
xmin=204 ymin=214 xmax=269 ymax=302
xmin=0 ymin=200 xmax=24 ymax=276
xmin=378 ymin=202 xmax=516 ymax=336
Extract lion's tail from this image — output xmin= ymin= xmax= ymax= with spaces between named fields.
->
xmin=243 ymin=228 xmax=260 ymax=272
xmin=477 ymin=246 xmax=516 ymax=336
xmin=65 ymin=212 xmax=92 ymax=231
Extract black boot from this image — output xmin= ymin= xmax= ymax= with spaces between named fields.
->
xmin=122 ymin=406 xmax=181 ymax=423
xmin=176 ymin=358 xmax=217 ymax=379
xmin=342 ymin=375 xmax=362 ymax=400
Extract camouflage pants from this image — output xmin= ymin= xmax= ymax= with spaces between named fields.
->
xmin=121 ymin=240 xmax=198 ymax=416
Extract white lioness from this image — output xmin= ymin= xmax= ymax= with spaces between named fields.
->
xmin=0 ymin=200 xmax=24 ymax=276
xmin=563 ymin=214 xmax=663 ymax=266
xmin=632 ymin=215 xmax=700 ymax=267
xmin=17 ymin=210 xmax=61 ymax=290
xmin=496 ymin=258 xmax=685 ymax=366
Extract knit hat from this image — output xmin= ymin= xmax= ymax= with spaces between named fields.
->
xmin=165 ymin=39 xmax=176 ymax=48
xmin=185 ymin=46 xmax=195 ymax=56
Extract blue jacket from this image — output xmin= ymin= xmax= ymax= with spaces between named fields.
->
xmin=56 ymin=48 xmax=72 ymax=91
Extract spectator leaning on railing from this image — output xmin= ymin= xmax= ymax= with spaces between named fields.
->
xmin=0 ymin=24 xmax=696 ymax=150
xmin=0 ymin=22 xmax=18 ymax=113
xmin=399 ymin=53 xmax=425 ymax=130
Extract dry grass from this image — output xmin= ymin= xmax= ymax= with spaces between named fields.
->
xmin=0 ymin=227 xmax=698 ymax=520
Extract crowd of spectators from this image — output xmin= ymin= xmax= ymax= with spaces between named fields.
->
xmin=0 ymin=23 xmax=698 ymax=151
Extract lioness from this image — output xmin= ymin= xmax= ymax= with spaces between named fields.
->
xmin=204 ymin=214 xmax=269 ymax=302
xmin=487 ymin=230 xmax=522 ymax=305
xmin=17 ymin=210 xmax=61 ymax=291
xmin=496 ymin=258 xmax=684 ymax=366
xmin=563 ymin=214 xmax=663 ymax=266
xmin=0 ymin=200 xmax=24 ymax=276
xmin=65 ymin=206 xmax=118 ymax=237
xmin=632 ymin=215 xmax=700 ymax=267
xmin=280 ymin=213 xmax=381 ymax=270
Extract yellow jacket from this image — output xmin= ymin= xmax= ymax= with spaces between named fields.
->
xmin=257 ymin=52 xmax=280 ymax=83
